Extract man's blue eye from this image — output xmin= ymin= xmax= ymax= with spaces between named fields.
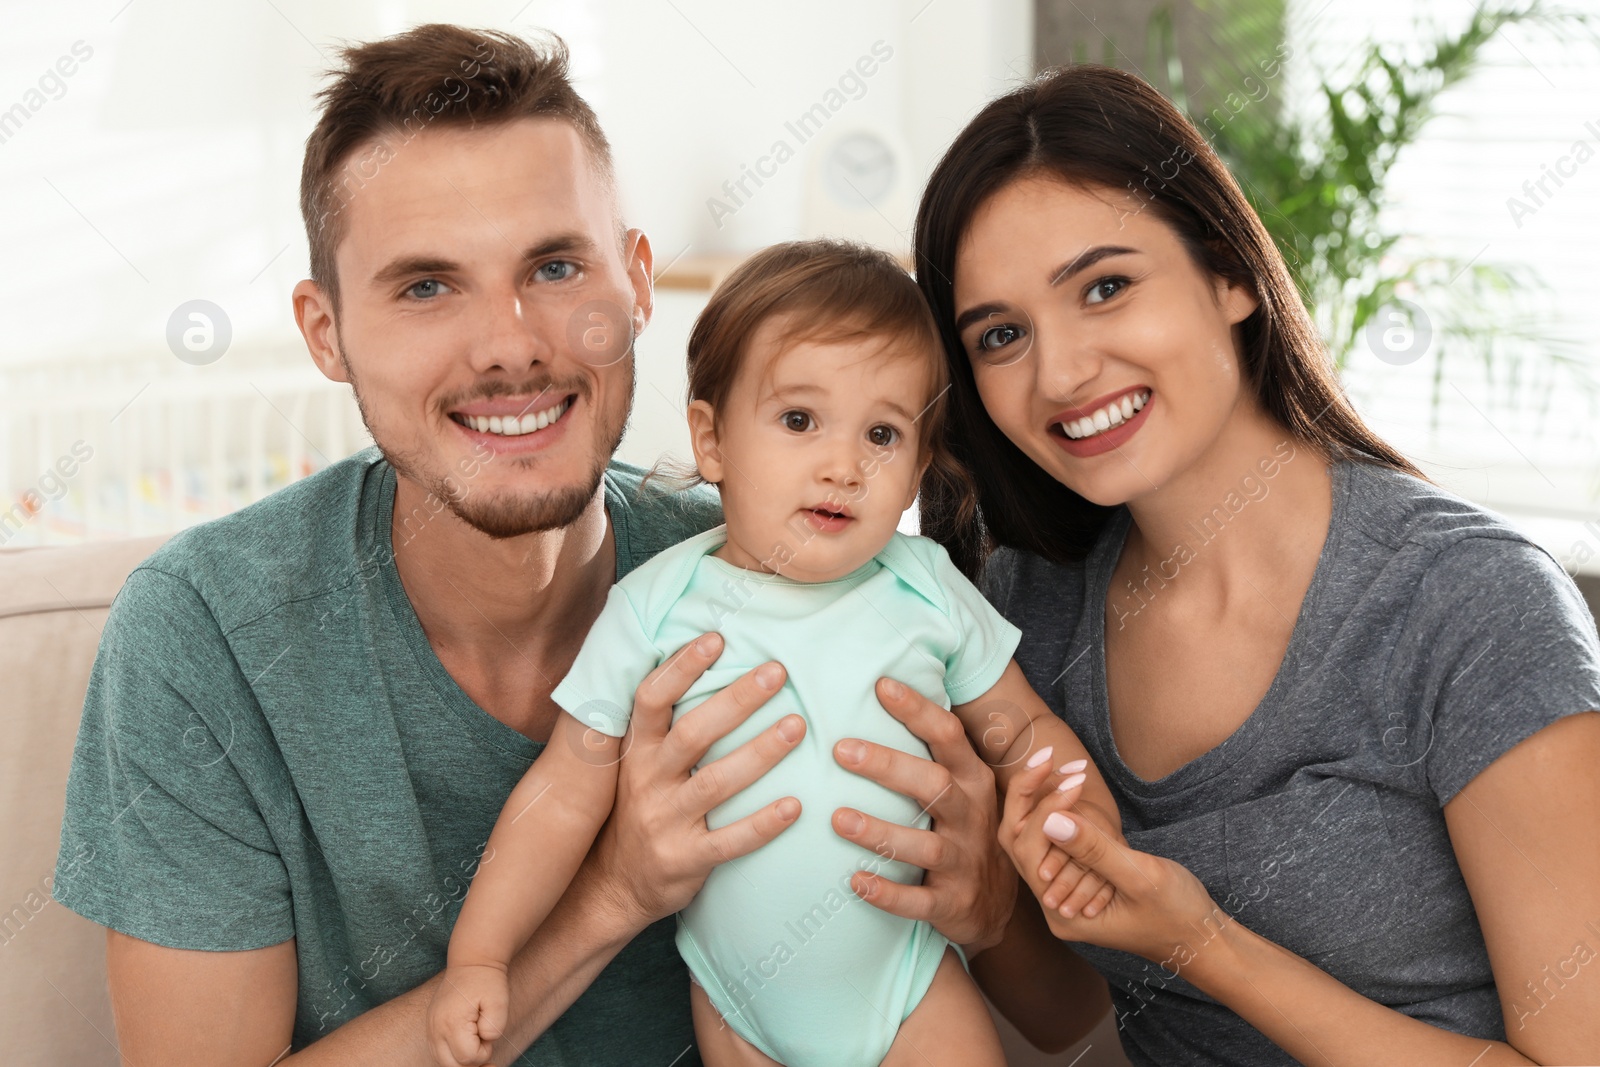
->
xmin=538 ymin=261 xmax=576 ymax=281
xmin=408 ymin=279 xmax=446 ymax=299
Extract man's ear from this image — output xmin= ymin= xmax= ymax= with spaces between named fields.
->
xmin=624 ymin=228 xmax=654 ymax=338
xmin=293 ymin=278 xmax=348 ymax=384
xmin=686 ymin=399 xmax=723 ymax=484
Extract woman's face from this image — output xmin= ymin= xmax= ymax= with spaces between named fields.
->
xmin=951 ymin=175 xmax=1260 ymax=506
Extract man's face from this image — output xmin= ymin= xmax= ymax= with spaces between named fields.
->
xmin=297 ymin=118 xmax=650 ymax=538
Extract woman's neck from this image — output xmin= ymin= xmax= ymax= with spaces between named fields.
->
xmin=1118 ymin=397 xmax=1332 ymax=608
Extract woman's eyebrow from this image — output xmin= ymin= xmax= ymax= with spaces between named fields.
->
xmin=1048 ymin=244 xmax=1140 ymax=286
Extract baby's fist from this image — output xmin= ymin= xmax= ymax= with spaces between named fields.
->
xmin=428 ymin=963 xmax=510 ymax=1067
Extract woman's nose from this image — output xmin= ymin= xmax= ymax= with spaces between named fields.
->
xmin=1030 ymin=321 xmax=1103 ymax=405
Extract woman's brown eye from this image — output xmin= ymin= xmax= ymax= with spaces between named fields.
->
xmin=979 ymin=324 xmax=1021 ymax=351
xmin=1086 ymin=278 xmax=1128 ymax=304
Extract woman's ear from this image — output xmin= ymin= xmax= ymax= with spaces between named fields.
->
xmin=1217 ymin=274 xmax=1261 ymax=325
xmin=687 ymin=399 xmax=723 ymax=484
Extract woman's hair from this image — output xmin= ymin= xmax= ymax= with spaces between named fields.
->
xmin=912 ymin=64 xmax=1423 ymax=579
xmin=649 ymin=238 xmax=976 ymax=517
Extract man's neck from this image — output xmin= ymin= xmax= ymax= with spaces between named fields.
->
xmin=389 ymin=471 xmax=617 ymax=740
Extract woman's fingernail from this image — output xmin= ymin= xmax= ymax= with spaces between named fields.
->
xmin=696 ymin=633 xmax=722 ymax=655
xmin=837 ymin=739 xmax=866 ymax=764
xmin=1043 ymin=812 xmax=1077 ymax=841
xmin=756 ymin=662 xmax=784 ymax=690
xmin=1056 ymin=772 xmax=1087 ymax=793
xmin=1026 ymin=745 xmax=1055 ymax=769
xmin=1056 ymin=759 xmax=1088 ymax=774
xmin=879 ymin=678 xmax=905 ymax=700
xmin=837 ymin=809 xmax=864 ymax=834
xmin=777 ymin=715 xmax=804 ymax=742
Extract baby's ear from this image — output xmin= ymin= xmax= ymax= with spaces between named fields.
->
xmin=902 ymin=450 xmax=933 ymax=510
xmin=686 ymin=400 xmax=724 ymax=484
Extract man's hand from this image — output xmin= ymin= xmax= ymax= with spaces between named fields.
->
xmin=828 ymin=677 xmax=1017 ymax=956
xmin=588 ymin=632 xmax=806 ymax=931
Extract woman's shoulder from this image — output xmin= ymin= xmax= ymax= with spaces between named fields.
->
xmin=975 ymin=531 xmax=1104 ymax=626
xmin=1338 ymin=458 xmax=1542 ymax=565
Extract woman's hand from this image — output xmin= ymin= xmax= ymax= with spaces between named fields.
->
xmin=1000 ymin=754 xmax=1224 ymax=965
xmin=829 ymin=677 xmax=1017 ymax=956
xmin=588 ymin=633 xmax=807 ymax=931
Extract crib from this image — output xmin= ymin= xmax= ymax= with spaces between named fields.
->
xmin=0 ymin=347 xmax=370 ymax=547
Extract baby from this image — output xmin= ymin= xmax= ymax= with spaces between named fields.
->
xmin=428 ymin=239 xmax=1121 ymax=1067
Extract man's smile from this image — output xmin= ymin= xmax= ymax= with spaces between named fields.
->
xmin=449 ymin=393 xmax=574 ymax=437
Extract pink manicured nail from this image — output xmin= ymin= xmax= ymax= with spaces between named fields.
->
xmin=1026 ymin=746 xmax=1055 ymax=769
xmin=1056 ymin=772 xmax=1086 ymax=793
xmin=1043 ymin=812 xmax=1077 ymax=841
xmin=1056 ymin=759 xmax=1088 ymax=774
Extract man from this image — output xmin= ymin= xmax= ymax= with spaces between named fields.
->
xmin=53 ymin=24 xmax=1031 ymax=1066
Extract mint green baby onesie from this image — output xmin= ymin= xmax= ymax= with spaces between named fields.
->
xmin=550 ymin=523 xmax=1021 ymax=1066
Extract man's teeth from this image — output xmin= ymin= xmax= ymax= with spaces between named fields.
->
xmin=463 ymin=398 xmax=570 ymax=436
xmin=1059 ymin=390 xmax=1150 ymax=441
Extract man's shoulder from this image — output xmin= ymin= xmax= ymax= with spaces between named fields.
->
xmin=133 ymin=448 xmax=386 ymax=634
xmin=604 ymin=459 xmax=723 ymax=579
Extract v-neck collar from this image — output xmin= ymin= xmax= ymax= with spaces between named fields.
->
xmin=1080 ymin=459 xmax=1351 ymax=797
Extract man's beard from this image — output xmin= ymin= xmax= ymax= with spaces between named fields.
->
xmin=343 ymin=351 xmax=635 ymax=540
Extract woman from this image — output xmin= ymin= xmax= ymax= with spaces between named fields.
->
xmin=912 ymin=64 xmax=1600 ymax=1064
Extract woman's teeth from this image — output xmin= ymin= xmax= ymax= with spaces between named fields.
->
xmin=1058 ymin=390 xmax=1150 ymax=440
xmin=459 ymin=398 xmax=570 ymax=436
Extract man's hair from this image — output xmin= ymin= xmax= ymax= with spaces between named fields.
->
xmin=298 ymin=24 xmax=615 ymax=311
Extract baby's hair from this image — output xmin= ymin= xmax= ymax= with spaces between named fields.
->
xmin=645 ymin=238 xmax=976 ymax=529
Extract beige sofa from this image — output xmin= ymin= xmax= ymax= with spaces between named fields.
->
xmin=0 ymin=537 xmax=1129 ymax=1066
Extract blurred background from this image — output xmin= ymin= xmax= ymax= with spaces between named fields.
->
xmin=3 ymin=1 xmax=1598 ymax=1063
xmin=4 ymin=0 xmax=1599 ymax=614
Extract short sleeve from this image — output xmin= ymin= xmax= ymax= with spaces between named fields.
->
xmin=928 ymin=542 xmax=1023 ymax=705
xmin=1395 ymin=536 xmax=1600 ymax=804
xmin=52 ymin=569 xmax=295 ymax=951
xmin=550 ymin=584 xmax=664 ymax=738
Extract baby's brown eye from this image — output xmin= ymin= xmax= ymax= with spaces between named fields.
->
xmin=782 ymin=411 xmax=811 ymax=432
xmin=869 ymin=426 xmax=897 ymax=448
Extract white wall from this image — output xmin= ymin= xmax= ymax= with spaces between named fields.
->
xmin=0 ymin=0 xmax=1032 ymax=540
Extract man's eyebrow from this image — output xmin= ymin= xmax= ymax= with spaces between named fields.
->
xmin=1048 ymin=244 xmax=1140 ymax=286
xmin=768 ymin=382 xmax=918 ymax=422
xmin=370 ymin=233 xmax=601 ymax=287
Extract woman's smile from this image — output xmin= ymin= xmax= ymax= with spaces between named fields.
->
xmin=1048 ymin=387 xmax=1153 ymax=457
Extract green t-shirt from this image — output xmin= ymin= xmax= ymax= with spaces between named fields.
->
xmin=53 ymin=448 xmax=722 ymax=1063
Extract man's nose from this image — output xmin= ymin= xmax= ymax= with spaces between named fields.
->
xmin=470 ymin=288 xmax=550 ymax=376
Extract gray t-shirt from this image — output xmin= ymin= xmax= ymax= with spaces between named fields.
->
xmin=53 ymin=449 xmax=721 ymax=1064
xmin=980 ymin=458 xmax=1600 ymax=1066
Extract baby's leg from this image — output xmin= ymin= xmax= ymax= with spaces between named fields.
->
xmin=689 ymin=975 xmax=786 ymax=1067
xmin=881 ymin=946 xmax=1006 ymax=1067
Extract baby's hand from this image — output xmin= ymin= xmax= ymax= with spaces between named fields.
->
xmin=1006 ymin=757 xmax=1120 ymax=919
xmin=428 ymin=962 xmax=510 ymax=1067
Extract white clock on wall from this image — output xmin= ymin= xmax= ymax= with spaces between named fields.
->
xmin=805 ymin=126 xmax=914 ymax=253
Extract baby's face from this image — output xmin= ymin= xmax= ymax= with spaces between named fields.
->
xmin=693 ymin=316 xmax=935 ymax=582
